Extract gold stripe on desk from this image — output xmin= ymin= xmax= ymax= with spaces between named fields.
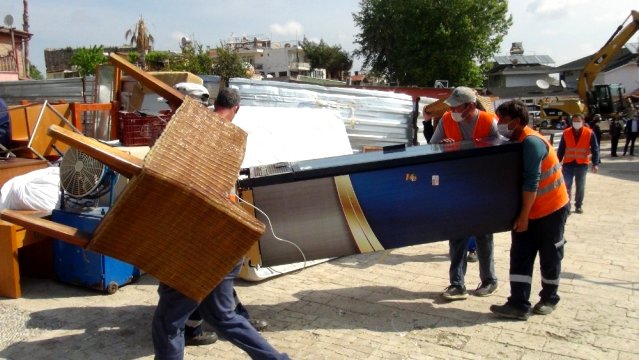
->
xmin=335 ymin=175 xmax=384 ymax=253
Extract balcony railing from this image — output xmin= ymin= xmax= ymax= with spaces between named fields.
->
xmin=0 ymin=55 xmax=17 ymax=72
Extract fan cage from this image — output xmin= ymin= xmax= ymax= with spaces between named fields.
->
xmin=60 ymin=148 xmax=109 ymax=198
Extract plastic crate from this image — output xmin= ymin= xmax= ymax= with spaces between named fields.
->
xmin=118 ymin=111 xmax=172 ymax=146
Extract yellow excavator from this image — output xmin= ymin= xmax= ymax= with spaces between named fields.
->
xmin=539 ymin=10 xmax=639 ymax=128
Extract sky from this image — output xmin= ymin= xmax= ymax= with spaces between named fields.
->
xmin=3 ymin=0 xmax=639 ymax=79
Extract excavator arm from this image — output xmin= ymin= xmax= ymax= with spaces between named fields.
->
xmin=577 ymin=10 xmax=639 ymax=102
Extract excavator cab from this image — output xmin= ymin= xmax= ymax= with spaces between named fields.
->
xmin=589 ymin=84 xmax=626 ymax=117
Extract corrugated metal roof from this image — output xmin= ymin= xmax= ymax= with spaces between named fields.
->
xmin=230 ymin=78 xmax=415 ymax=151
xmin=0 ymin=77 xmax=94 ymax=105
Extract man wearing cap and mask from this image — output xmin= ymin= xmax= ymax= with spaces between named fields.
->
xmin=556 ymin=113 xmax=600 ymax=214
xmin=491 ymin=100 xmax=569 ymax=320
xmin=429 ymin=86 xmax=500 ymax=301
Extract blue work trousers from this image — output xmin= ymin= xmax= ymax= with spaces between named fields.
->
xmin=562 ymin=163 xmax=588 ymax=209
xmin=449 ymin=234 xmax=496 ymax=287
xmin=467 ymin=236 xmax=477 ymax=252
xmin=507 ymin=205 xmax=569 ymax=312
xmin=152 ymin=261 xmax=289 ymax=360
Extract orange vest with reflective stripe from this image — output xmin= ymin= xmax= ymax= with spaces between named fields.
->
xmin=562 ymin=127 xmax=592 ymax=164
xmin=441 ymin=110 xmax=495 ymax=141
xmin=518 ymin=127 xmax=569 ymax=219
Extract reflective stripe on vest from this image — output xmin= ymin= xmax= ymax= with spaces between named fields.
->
xmin=441 ymin=110 xmax=495 ymax=141
xmin=518 ymin=127 xmax=569 ymax=219
xmin=563 ymin=127 xmax=592 ymax=164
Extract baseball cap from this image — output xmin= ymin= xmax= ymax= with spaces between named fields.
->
xmin=444 ymin=86 xmax=477 ymax=108
xmin=173 ymin=82 xmax=210 ymax=102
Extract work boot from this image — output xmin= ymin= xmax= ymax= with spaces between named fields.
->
xmin=490 ymin=303 xmax=529 ymax=321
xmin=533 ymin=301 xmax=556 ymax=315
xmin=467 ymin=251 xmax=478 ymax=263
xmin=185 ymin=331 xmax=218 ymax=346
xmin=249 ymin=319 xmax=269 ymax=332
xmin=474 ymin=281 xmax=498 ymax=297
xmin=441 ymin=285 xmax=468 ymax=301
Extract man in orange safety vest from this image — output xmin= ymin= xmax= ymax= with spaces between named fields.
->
xmin=556 ymin=113 xmax=600 ymax=214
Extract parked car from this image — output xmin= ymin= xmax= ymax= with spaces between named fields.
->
xmin=527 ymin=104 xmax=541 ymax=119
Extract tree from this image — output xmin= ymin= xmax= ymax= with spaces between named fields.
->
xmin=170 ymin=41 xmax=213 ymax=74
xmin=70 ymin=46 xmax=108 ymax=102
xmin=211 ymin=47 xmax=248 ymax=87
xmin=144 ymin=50 xmax=173 ymax=71
xmin=70 ymin=45 xmax=108 ymax=77
xmin=125 ymin=16 xmax=154 ymax=69
xmin=302 ymin=38 xmax=353 ymax=80
xmin=353 ymin=0 xmax=512 ymax=87
xmin=29 ymin=64 xmax=43 ymax=80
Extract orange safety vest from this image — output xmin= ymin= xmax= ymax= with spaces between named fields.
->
xmin=517 ymin=127 xmax=569 ymax=219
xmin=562 ymin=127 xmax=592 ymax=164
xmin=441 ymin=110 xmax=495 ymax=141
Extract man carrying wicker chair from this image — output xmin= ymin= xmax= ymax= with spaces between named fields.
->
xmin=151 ymin=88 xmax=290 ymax=360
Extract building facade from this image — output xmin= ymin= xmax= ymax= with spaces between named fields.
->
xmin=44 ymin=45 xmax=135 ymax=79
xmin=0 ymin=26 xmax=32 ymax=81
xmin=225 ymin=36 xmax=310 ymax=79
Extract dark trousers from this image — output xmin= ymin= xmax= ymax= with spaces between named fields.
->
xmin=562 ymin=163 xmax=588 ymax=210
xmin=611 ymin=135 xmax=620 ymax=156
xmin=152 ymin=261 xmax=289 ymax=360
xmin=468 ymin=236 xmax=477 ymax=252
xmin=507 ymin=205 xmax=569 ymax=311
xmin=624 ymin=132 xmax=638 ymax=155
xmin=449 ymin=234 xmax=496 ymax=287
xmin=185 ymin=289 xmax=250 ymax=338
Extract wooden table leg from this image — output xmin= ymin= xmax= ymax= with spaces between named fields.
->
xmin=0 ymin=221 xmax=21 ymax=299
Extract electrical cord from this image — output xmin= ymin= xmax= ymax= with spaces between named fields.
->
xmin=230 ymin=193 xmax=307 ymax=269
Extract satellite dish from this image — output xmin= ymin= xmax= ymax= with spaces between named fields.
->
xmin=560 ymin=80 xmax=567 ymax=88
xmin=3 ymin=14 xmax=14 ymax=27
xmin=536 ymin=79 xmax=550 ymax=89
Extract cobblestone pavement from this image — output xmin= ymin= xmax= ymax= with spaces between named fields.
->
xmin=1 ymin=140 xmax=638 ymax=359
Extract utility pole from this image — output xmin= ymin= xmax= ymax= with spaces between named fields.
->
xmin=23 ymin=0 xmax=30 ymax=76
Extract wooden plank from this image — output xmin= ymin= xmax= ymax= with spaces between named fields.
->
xmin=108 ymin=53 xmax=185 ymax=110
xmin=0 ymin=220 xmax=22 ymax=298
xmin=0 ymin=210 xmax=91 ymax=248
xmin=47 ymin=124 xmax=143 ymax=178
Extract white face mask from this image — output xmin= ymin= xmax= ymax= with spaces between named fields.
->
xmin=572 ymin=122 xmax=583 ymax=130
xmin=451 ymin=112 xmax=464 ymax=122
xmin=498 ymin=123 xmax=513 ymax=139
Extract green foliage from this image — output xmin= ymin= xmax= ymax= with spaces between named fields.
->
xmin=29 ymin=64 xmax=43 ymax=80
xmin=301 ymin=38 xmax=353 ymax=79
xmin=142 ymin=42 xmax=214 ymax=74
xmin=353 ymin=0 xmax=512 ymax=87
xmin=145 ymin=51 xmax=173 ymax=71
xmin=70 ymin=45 xmax=108 ymax=77
xmin=127 ymin=52 xmax=139 ymax=65
xmin=169 ymin=42 xmax=213 ymax=74
xmin=211 ymin=47 xmax=248 ymax=86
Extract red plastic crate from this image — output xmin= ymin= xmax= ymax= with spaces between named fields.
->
xmin=118 ymin=111 xmax=172 ymax=146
